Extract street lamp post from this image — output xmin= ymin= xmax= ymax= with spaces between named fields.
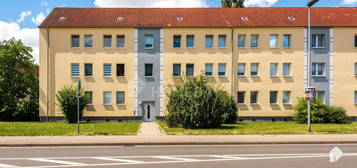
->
xmin=307 ymin=0 xmax=319 ymax=132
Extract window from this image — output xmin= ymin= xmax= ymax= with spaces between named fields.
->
xmin=173 ymin=64 xmax=181 ymax=76
xmin=71 ymin=35 xmax=80 ymax=48
xmin=218 ymin=35 xmax=226 ymax=48
xmin=238 ymin=35 xmax=246 ymax=48
xmin=71 ymin=63 xmax=79 ymax=77
xmin=270 ymin=91 xmax=278 ymax=104
xmin=205 ymin=35 xmax=213 ymax=48
xmin=312 ymin=34 xmax=325 ymax=48
xmin=250 ymin=91 xmax=258 ymax=104
xmin=251 ymin=35 xmax=259 ymax=48
xmin=312 ymin=63 xmax=325 ymax=76
xmin=205 ymin=64 xmax=213 ymax=76
xmin=103 ymin=91 xmax=111 ymax=105
xmin=251 ymin=63 xmax=259 ymax=76
xmin=270 ymin=35 xmax=278 ymax=48
xmin=218 ymin=63 xmax=226 ymax=76
xmin=355 ymin=63 xmax=357 ymax=76
xmin=103 ymin=64 xmax=112 ymax=77
xmin=116 ymin=92 xmax=125 ymax=105
xmin=237 ymin=91 xmax=245 ymax=104
xmin=116 ymin=64 xmax=125 ymax=77
xmin=186 ymin=64 xmax=194 ymax=76
xmin=84 ymin=35 xmax=93 ymax=48
xmin=84 ymin=63 xmax=93 ymax=77
xmin=283 ymin=91 xmax=291 ymax=104
xmin=355 ymin=35 xmax=357 ymax=48
xmin=103 ymin=35 xmax=112 ymax=48
xmin=173 ymin=35 xmax=181 ymax=48
xmin=237 ymin=63 xmax=246 ymax=76
xmin=117 ymin=35 xmax=125 ymax=48
xmin=145 ymin=64 xmax=153 ymax=77
xmin=283 ymin=35 xmax=291 ymax=48
xmin=85 ymin=92 xmax=93 ymax=105
xmin=315 ymin=91 xmax=325 ymax=104
xmin=270 ymin=63 xmax=278 ymax=76
xmin=355 ymin=91 xmax=357 ymax=104
xmin=283 ymin=63 xmax=291 ymax=76
xmin=144 ymin=34 xmax=154 ymax=49
xmin=186 ymin=35 xmax=194 ymax=48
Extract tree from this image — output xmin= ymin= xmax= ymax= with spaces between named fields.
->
xmin=222 ymin=0 xmax=245 ymax=8
xmin=166 ymin=75 xmax=238 ymax=129
xmin=0 ymin=38 xmax=38 ymax=121
xmin=56 ymin=86 xmax=88 ymax=123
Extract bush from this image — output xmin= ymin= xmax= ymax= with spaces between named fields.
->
xmin=12 ymin=101 xmax=39 ymax=121
xmin=56 ymin=86 xmax=87 ymax=123
xmin=166 ymin=75 xmax=238 ymax=129
xmin=293 ymin=98 xmax=349 ymax=124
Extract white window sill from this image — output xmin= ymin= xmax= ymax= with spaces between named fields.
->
xmin=270 ymin=103 xmax=279 ymax=105
xmin=251 ymin=103 xmax=259 ymax=105
xmin=71 ymin=47 xmax=80 ymax=49
xmin=84 ymin=75 xmax=93 ymax=77
xmin=283 ymin=103 xmax=292 ymax=105
xmin=237 ymin=75 xmax=246 ymax=77
xmin=116 ymin=47 xmax=125 ymax=49
xmin=84 ymin=47 xmax=93 ymax=49
xmin=205 ymin=75 xmax=214 ymax=77
xmin=238 ymin=47 xmax=246 ymax=49
xmin=238 ymin=103 xmax=246 ymax=105
xmin=117 ymin=104 xmax=125 ymax=106
xmin=104 ymin=76 xmax=112 ymax=78
xmin=312 ymin=47 xmax=325 ymax=49
xmin=72 ymin=76 xmax=80 ymax=78
xmin=116 ymin=76 xmax=125 ymax=78
xmin=104 ymin=104 xmax=112 ymax=106
xmin=251 ymin=75 xmax=260 ymax=77
xmin=186 ymin=47 xmax=195 ymax=49
xmin=104 ymin=47 xmax=112 ymax=49
xmin=144 ymin=47 xmax=154 ymax=50
xmin=270 ymin=75 xmax=279 ymax=77
xmin=251 ymin=47 xmax=259 ymax=49
xmin=218 ymin=47 xmax=227 ymax=49
xmin=218 ymin=75 xmax=227 ymax=77
xmin=312 ymin=75 xmax=325 ymax=77
xmin=87 ymin=104 xmax=93 ymax=106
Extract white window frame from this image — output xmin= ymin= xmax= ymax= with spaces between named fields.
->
xmin=270 ymin=63 xmax=278 ymax=77
xmin=237 ymin=63 xmax=246 ymax=76
xmin=237 ymin=91 xmax=245 ymax=104
xmin=238 ymin=34 xmax=246 ymax=48
xmin=84 ymin=35 xmax=93 ymax=48
xmin=270 ymin=34 xmax=278 ymax=48
xmin=283 ymin=63 xmax=291 ymax=77
xmin=250 ymin=91 xmax=259 ymax=105
xmin=205 ymin=63 xmax=213 ymax=77
xmin=103 ymin=91 xmax=112 ymax=105
xmin=312 ymin=63 xmax=325 ymax=77
xmin=312 ymin=34 xmax=325 ymax=48
xmin=282 ymin=91 xmax=291 ymax=105
xmin=71 ymin=63 xmax=80 ymax=77
xmin=144 ymin=34 xmax=154 ymax=49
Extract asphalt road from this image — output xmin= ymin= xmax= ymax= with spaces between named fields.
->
xmin=0 ymin=144 xmax=356 ymax=168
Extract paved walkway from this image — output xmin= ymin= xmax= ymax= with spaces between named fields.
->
xmin=1 ymin=134 xmax=357 ymax=147
xmin=138 ymin=122 xmax=164 ymax=136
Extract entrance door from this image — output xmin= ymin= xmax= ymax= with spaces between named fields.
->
xmin=143 ymin=103 xmax=155 ymax=122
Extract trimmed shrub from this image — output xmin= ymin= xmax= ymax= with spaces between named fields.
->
xmin=56 ymin=86 xmax=87 ymax=123
xmin=293 ymin=98 xmax=349 ymax=124
xmin=166 ymin=75 xmax=238 ymax=129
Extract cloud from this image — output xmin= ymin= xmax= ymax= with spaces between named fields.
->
xmin=244 ymin=0 xmax=279 ymax=7
xmin=41 ymin=1 xmax=48 ymax=6
xmin=0 ymin=21 xmax=39 ymax=64
xmin=94 ymin=0 xmax=208 ymax=8
xmin=342 ymin=0 xmax=357 ymax=4
xmin=32 ymin=12 xmax=46 ymax=25
xmin=17 ymin=11 xmax=32 ymax=23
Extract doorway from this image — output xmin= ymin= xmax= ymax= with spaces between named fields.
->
xmin=143 ymin=102 xmax=155 ymax=122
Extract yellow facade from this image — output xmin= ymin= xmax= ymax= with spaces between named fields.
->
xmin=233 ymin=27 xmax=305 ymax=117
xmin=333 ymin=27 xmax=357 ymax=116
xmin=39 ymin=28 xmax=136 ymax=118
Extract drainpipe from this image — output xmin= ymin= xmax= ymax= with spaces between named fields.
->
xmin=231 ymin=28 xmax=235 ymax=97
xmin=46 ymin=27 xmax=50 ymax=122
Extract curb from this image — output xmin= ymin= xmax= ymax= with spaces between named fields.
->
xmin=2 ymin=141 xmax=357 ymax=147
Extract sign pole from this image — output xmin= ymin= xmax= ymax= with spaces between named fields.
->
xmin=77 ymin=80 xmax=81 ymax=135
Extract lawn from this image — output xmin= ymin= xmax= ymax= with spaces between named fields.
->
xmin=159 ymin=122 xmax=357 ymax=135
xmin=0 ymin=122 xmax=141 ymax=136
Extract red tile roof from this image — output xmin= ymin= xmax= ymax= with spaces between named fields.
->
xmin=39 ymin=8 xmax=357 ymax=28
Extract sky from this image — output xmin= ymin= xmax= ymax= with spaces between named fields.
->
xmin=1 ymin=0 xmax=357 ymax=64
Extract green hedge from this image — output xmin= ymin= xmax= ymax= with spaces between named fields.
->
xmin=293 ymin=98 xmax=349 ymax=124
xmin=166 ymin=75 xmax=237 ymax=129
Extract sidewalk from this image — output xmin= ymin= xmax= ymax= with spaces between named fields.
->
xmin=138 ymin=122 xmax=164 ymax=136
xmin=1 ymin=134 xmax=357 ymax=147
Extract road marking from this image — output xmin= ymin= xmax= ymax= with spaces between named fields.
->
xmin=212 ymin=155 xmax=247 ymax=160
xmin=28 ymin=158 xmax=84 ymax=165
xmin=0 ymin=163 xmax=20 ymax=168
xmin=154 ymin=156 xmax=198 ymax=161
xmin=93 ymin=157 xmax=144 ymax=163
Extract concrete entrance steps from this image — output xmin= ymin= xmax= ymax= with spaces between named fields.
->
xmin=138 ymin=122 xmax=164 ymax=136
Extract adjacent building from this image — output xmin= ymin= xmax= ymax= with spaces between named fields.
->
xmin=39 ymin=8 xmax=357 ymax=122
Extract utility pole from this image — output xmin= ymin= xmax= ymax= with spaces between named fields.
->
xmin=307 ymin=0 xmax=319 ymax=132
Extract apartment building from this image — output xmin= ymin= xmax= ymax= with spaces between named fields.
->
xmin=39 ymin=8 xmax=357 ymax=122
